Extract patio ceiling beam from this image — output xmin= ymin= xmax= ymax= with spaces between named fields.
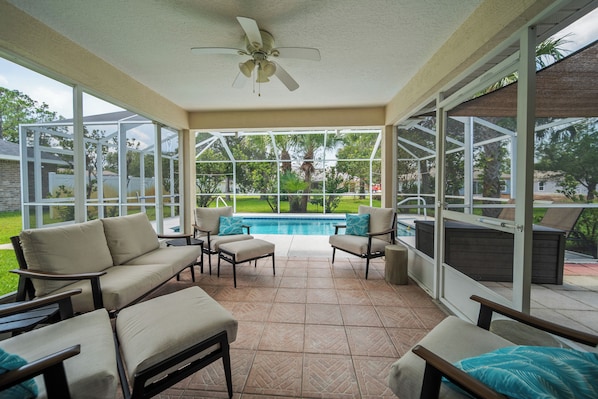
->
xmin=397 ymin=136 xmax=435 ymax=155
xmin=414 ymin=124 xmax=464 ymax=147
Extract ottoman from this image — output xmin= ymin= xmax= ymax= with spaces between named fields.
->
xmin=115 ymin=286 xmax=238 ymax=398
xmin=218 ymin=239 xmax=275 ymax=287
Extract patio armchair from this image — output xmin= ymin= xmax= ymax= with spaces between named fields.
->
xmin=193 ymin=206 xmax=253 ymax=272
xmin=329 ymin=205 xmax=396 ymax=279
xmin=0 ymin=287 xmax=238 ymax=399
xmin=388 ymin=295 xmax=598 ymax=399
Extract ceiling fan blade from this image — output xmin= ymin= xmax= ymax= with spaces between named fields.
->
xmin=275 ymin=47 xmax=321 ymax=61
xmin=232 ymin=71 xmax=248 ymax=88
xmin=272 ymin=62 xmax=299 ymax=91
xmin=191 ymin=47 xmax=243 ymax=56
xmin=236 ymin=16 xmax=263 ymax=49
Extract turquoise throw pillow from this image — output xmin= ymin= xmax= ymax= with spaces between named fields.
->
xmin=345 ymin=213 xmax=369 ymax=236
xmin=448 ymin=346 xmax=598 ymax=399
xmin=0 ymin=347 xmax=38 ymax=398
xmin=219 ymin=216 xmax=243 ymax=235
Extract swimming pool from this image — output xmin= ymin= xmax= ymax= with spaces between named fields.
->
xmin=242 ymin=216 xmax=415 ymax=236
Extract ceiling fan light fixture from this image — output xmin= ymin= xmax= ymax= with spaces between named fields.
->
xmin=262 ymin=61 xmax=276 ymax=77
xmin=256 ymin=67 xmax=270 ymax=83
xmin=239 ymin=59 xmax=255 ymax=77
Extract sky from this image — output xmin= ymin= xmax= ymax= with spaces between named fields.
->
xmin=0 ymin=7 xmax=597 ymax=120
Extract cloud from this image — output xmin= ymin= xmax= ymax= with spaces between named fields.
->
xmin=554 ymin=8 xmax=598 ymax=52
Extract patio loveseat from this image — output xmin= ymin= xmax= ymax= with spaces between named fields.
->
xmin=10 ymin=213 xmax=202 ymax=314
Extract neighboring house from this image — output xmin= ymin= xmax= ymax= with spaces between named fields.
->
xmin=0 ymin=138 xmax=67 ymax=212
xmin=0 ymin=139 xmax=21 ymax=212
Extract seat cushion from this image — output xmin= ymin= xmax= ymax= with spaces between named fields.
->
xmin=219 ymin=239 xmax=274 ymax=262
xmin=209 ymin=234 xmax=254 ymax=251
xmin=124 ymin=246 xmax=202 ymax=275
xmin=358 ymin=205 xmax=394 ymax=242
xmin=116 ymin=286 xmax=238 ymax=383
xmin=388 ymin=316 xmax=513 ymax=399
xmin=329 ymin=234 xmax=388 ymax=255
xmin=19 ymin=219 xmax=114 ymax=297
xmin=0 ymin=309 xmax=118 ymax=399
xmin=52 ymin=264 xmax=175 ymax=313
xmin=195 ymin=207 xmax=233 ymax=236
xmin=102 ymin=213 xmax=160 ymax=265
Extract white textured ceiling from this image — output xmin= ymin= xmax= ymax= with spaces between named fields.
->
xmin=8 ymin=0 xmax=483 ymax=112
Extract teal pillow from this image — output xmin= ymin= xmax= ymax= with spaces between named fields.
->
xmin=449 ymin=346 xmax=598 ymax=399
xmin=0 ymin=347 xmax=38 ymax=398
xmin=219 ymin=216 xmax=243 ymax=235
xmin=345 ymin=213 xmax=369 ymax=236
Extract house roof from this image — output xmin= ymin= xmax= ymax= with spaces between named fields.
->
xmin=0 ymin=138 xmax=19 ymax=160
xmin=449 ymin=40 xmax=598 ymax=118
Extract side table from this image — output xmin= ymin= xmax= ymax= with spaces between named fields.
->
xmin=0 ymin=302 xmax=60 ymax=336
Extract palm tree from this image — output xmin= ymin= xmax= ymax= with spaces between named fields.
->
xmin=476 ymin=36 xmax=569 ymax=216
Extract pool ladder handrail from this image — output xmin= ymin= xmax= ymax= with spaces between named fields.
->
xmin=216 ymin=196 xmax=229 ymax=208
xmin=397 ymin=196 xmax=427 ymax=218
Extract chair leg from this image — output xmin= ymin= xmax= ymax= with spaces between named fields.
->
xmin=332 ymin=247 xmax=336 ymax=264
xmin=232 ymin=257 xmax=237 ymax=288
xmin=190 ymin=264 xmax=196 ymax=282
xmin=222 ymin=340 xmax=233 ymax=399
xmin=272 ymin=254 xmax=276 ymax=276
xmin=365 ymin=257 xmax=370 ymax=280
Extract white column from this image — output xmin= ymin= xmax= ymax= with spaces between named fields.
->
xmin=73 ymin=85 xmax=85 ymax=223
xmin=513 ymin=26 xmax=537 ymax=313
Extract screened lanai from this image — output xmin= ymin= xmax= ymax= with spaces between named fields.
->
xmin=19 ymin=111 xmax=181 ymax=232
xmin=194 ymin=128 xmax=382 ymax=214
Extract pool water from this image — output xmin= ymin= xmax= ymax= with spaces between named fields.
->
xmin=243 ymin=217 xmax=415 ymax=236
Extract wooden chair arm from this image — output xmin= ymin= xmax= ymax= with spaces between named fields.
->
xmin=157 ymin=233 xmax=192 ymax=239
xmin=10 ymin=269 xmax=106 ymax=281
xmin=193 ymin=224 xmax=211 ymax=234
xmin=0 ymin=289 xmax=82 ymax=319
xmin=412 ymin=345 xmax=508 ymax=399
xmin=334 ymin=224 xmax=346 ymax=234
xmin=0 ymin=345 xmax=80 ymax=399
xmin=367 ymin=227 xmax=396 ymax=237
xmin=471 ymin=295 xmax=598 ymax=346
xmin=10 ymin=270 xmax=106 ymax=311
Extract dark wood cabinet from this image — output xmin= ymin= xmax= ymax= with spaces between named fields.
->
xmin=415 ymin=220 xmax=565 ymax=284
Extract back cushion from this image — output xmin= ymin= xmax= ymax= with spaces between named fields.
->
xmin=101 ymin=213 xmax=160 ymax=265
xmin=19 ymin=219 xmax=113 ymax=297
xmin=358 ymin=205 xmax=395 ymax=242
xmin=194 ymin=207 xmax=233 ymax=236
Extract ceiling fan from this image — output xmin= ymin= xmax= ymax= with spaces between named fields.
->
xmin=191 ymin=16 xmax=320 ymax=92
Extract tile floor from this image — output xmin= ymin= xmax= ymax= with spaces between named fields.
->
xmin=151 ymin=254 xmax=449 ymax=399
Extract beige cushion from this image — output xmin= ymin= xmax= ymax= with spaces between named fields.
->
xmin=358 ymin=205 xmax=394 ymax=242
xmin=209 ymin=233 xmax=254 ymax=251
xmin=116 ymin=286 xmax=238 ymax=383
xmin=388 ymin=316 xmax=513 ymax=399
xmin=219 ymin=239 xmax=274 ymax=262
xmin=329 ymin=234 xmax=388 ymax=255
xmin=194 ymin=207 xmax=233 ymax=236
xmin=125 ymin=246 xmax=202 ymax=275
xmin=19 ymin=220 xmax=113 ymax=297
xmin=0 ymin=309 xmax=118 ymax=399
xmin=52 ymin=264 xmax=175 ymax=313
xmin=102 ymin=213 xmax=160 ymax=265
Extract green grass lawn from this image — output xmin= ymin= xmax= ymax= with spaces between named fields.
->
xmin=0 ymin=211 xmax=22 ymax=295
xmin=0 ymin=250 xmax=19 ymax=296
xmin=229 ymin=196 xmax=381 ymax=213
